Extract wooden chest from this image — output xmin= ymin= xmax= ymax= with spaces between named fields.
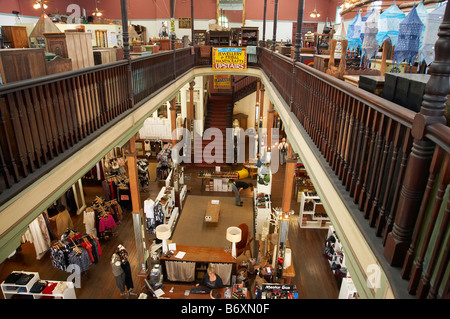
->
xmin=0 ymin=48 xmax=46 ymax=84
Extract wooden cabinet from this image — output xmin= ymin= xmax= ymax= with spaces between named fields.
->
xmin=44 ymin=32 xmax=94 ymax=70
xmin=1 ymin=26 xmax=29 ymax=48
xmin=0 ymin=48 xmax=47 ymax=84
xmin=207 ymin=31 xmax=231 ymax=47
xmin=194 ymin=30 xmax=206 ymax=45
xmin=241 ymin=27 xmax=258 ymax=46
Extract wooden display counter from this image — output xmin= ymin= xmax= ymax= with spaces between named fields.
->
xmin=161 ymin=245 xmax=236 ymax=264
xmin=148 ymin=284 xmax=251 ymax=299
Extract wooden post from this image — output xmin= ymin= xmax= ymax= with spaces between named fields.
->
xmin=294 ymin=0 xmax=304 ymax=62
xmin=384 ymin=2 xmax=449 ymax=266
xmin=189 ymin=81 xmax=195 ymax=130
xmin=262 ymin=0 xmax=267 ymax=43
xmin=282 ymin=159 xmax=296 ymax=213
xmin=259 ymin=83 xmax=265 ymax=118
xmin=191 ymin=0 xmax=194 ymax=45
xmin=120 ymin=0 xmax=133 ymax=108
xmin=267 ymin=106 xmax=275 ymax=149
xmin=126 ymin=135 xmax=147 ymax=275
xmin=272 ymin=0 xmax=279 ymax=51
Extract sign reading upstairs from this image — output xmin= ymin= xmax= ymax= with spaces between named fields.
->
xmin=212 ymin=47 xmax=247 ymax=71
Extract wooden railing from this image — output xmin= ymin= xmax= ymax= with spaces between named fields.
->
xmin=257 ymin=22 xmax=449 ymax=298
xmin=0 ymin=25 xmax=448 ymax=298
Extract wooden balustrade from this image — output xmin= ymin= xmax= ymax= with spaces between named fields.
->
xmin=0 ymin=33 xmax=448 ymax=298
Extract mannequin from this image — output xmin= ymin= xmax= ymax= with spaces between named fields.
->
xmin=115 ymin=244 xmax=137 ymax=298
xmin=111 ymin=253 xmax=126 ymax=297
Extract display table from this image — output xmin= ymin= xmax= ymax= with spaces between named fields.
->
xmin=161 ymin=245 xmax=236 ymax=284
xmin=205 ymin=201 xmax=220 ymax=225
xmin=359 ymin=75 xmax=385 ymax=96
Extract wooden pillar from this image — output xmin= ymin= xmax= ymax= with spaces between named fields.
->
xmin=272 ymin=0 xmax=279 ymax=51
xmin=127 ymin=136 xmax=141 ymax=213
xmin=282 ymin=159 xmax=296 ymax=213
xmin=259 ymin=83 xmax=265 ymax=118
xmin=262 ymin=0 xmax=267 ymax=43
xmin=384 ymin=2 xmax=449 ymax=266
xmin=191 ymin=0 xmax=194 ymax=45
xmin=294 ymin=0 xmax=304 ymax=62
xmin=267 ymin=108 xmax=275 ymax=149
xmin=189 ymin=81 xmax=195 ymax=127
xmin=126 ymin=135 xmax=147 ymax=274
xmin=120 ymin=0 xmax=134 ymax=108
xmin=170 ymin=98 xmax=178 ymax=147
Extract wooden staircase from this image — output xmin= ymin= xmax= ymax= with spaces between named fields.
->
xmin=193 ymin=94 xmax=233 ymax=167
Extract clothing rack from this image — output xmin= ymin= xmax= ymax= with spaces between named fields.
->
xmin=50 ymin=229 xmax=102 ymax=273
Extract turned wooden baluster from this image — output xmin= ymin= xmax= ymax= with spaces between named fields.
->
xmin=416 ymin=157 xmax=449 ymax=298
xmin=384 ymin=2 xmax=449 ymax=267
xmin=354 ymin=107 xmax=374 ymax=204
xmin=363 ymin=114 xmax=387 ymax=217
xmin=406 ymin=150 xmax=449 ymax=295
xmin=369 ymin=118 xmax=394 ymax=227
xmin=349 ymin=101 xmax=366 ymax=196
xmin=427 ymin=198 xmax=449 ymax=299
xmin=345 ymin=100 xmax=361 ymax=190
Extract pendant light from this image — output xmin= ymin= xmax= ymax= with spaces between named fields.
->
xmin=310 ymin=0 xmax=320 ymax=18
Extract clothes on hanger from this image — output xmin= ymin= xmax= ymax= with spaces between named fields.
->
xmin=49 ymin=230 xmax=101 ymax=273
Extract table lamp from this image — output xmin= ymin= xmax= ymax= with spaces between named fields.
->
xmin=226 ymin=226 xmax=242 ymax=259
xmin=156 ymin=224 xmax=171 ymax=253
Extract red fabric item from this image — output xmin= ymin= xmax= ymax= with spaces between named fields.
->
xmin=42 ymin=282 xmax=58 ymax=294
xmin=81 ymin=241 xmax=94 ymax=262
xmin=95 ymin=238 xmax=102 ymax=258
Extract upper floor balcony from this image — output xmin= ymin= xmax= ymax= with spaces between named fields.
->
xmin=0 ymin=13 xmax=448 ymax=299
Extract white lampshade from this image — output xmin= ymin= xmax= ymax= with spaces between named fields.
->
xmin=284 ymin=248 xmax=292 ymax=269
xmin=226 ymin=227 xmax=242 ymax=243
xmin=156 ymin=224 xmax=171 ymax=240
xmin=226 ymin=226 xmax=242 ymax=259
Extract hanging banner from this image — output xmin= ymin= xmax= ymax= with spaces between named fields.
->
xmin=212 ymin=47 xmax=247 ymax=71
xmin=213 ymin=75 xmax=232 ymax=89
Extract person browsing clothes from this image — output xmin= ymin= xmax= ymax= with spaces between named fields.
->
xmin=231 ymin=180 xmax=253 ymax=206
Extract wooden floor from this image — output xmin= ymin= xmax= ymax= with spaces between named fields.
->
xmin=0 ymin=162 xmax=339 ymax=299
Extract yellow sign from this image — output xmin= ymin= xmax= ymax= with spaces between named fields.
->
xmin=212 ymin=47 xmax=247 ymax=71
xmin=213 ymin=75 xmax=231 ymax=89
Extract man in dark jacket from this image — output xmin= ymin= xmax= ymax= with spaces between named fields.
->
xmin=231 ymin=180 xmax=253 ymax=206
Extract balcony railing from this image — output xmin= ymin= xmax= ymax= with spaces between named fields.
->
xmin=0 ymin=18 xmax=448 ymax=298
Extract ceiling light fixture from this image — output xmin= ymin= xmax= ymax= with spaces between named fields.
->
xmin=310 ymin=0 xmax=320 ymax=18
xmin=33 ymin=0 xmax=48 ymax=10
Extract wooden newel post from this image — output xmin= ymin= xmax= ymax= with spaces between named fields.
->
xmin=384 ymin=1 xmax=450 ymax=267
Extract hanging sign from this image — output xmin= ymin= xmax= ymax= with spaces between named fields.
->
xmin=213 ymin=75 xmax=232 ymax=89
xmin=212 ymin=47 xmax=247 ymax=71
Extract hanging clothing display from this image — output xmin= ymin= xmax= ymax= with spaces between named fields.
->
xmin=393 ymin=5 xmax=424 ymax=66
xmin=83 ymin=208 xmax=97 ymax=237
xmin=146 ymin=201 xmax=165 ymax=234
xmin=418 ymin=4 xmax=446 ymax=65
xmin=49 ymin=208 xmax=74 ymax=238
xmin=362 ymin=9 xmax=380 ymax=60
xmin=24 ymin=213 xmax=52 ymax=260
xmin=347 ymin=10 xmax=363 ymax=51
xmin=49 ymin=230 xmax=101 ymax=273
xmin=376 ymin=4 xmax=405 ymax=47
xmin=116 ymin=245 xmax=134 ymax=290
xmin=137 ymin=159 xmax=150 ymax=189
xmin=89 ymin=198 xmax=123 ymax=241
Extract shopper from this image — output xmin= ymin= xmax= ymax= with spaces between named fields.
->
xmin=278 ymin=138 xmax=289 ymax=165
xmin=231 ymin=180 xmax=253 ymax=206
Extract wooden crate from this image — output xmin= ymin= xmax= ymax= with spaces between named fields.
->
xmin=205 ymin=201 xmax=220 ymax=225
